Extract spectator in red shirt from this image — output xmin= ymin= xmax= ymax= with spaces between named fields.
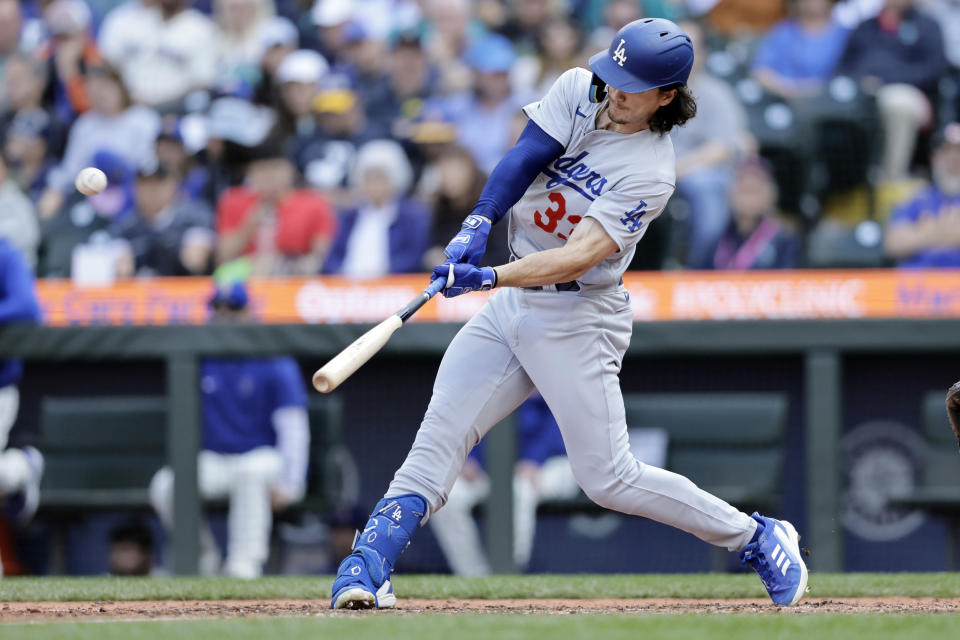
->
xmin=215 ymin=145 xmax=337 ymax=276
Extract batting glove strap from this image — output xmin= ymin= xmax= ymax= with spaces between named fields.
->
xmin=443 ymin=215 xmax=491 ymax=266
xmin=433 ymin=263 xmax=497 ymax=298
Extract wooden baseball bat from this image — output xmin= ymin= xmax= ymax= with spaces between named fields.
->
xmin=312 ymin=277 xmax=447 ymax=393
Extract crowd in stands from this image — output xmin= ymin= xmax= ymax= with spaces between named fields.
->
xmin=0 ymin=0 xmax=958 ymax=279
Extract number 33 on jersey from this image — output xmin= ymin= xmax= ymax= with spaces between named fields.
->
xmin=508 ymin=67 xmax=677 ymax=287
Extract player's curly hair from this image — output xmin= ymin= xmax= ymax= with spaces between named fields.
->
xmin=649 ymin=84 xmax=697 ymax=135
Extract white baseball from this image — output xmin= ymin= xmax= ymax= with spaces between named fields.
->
xmin=75 ymin=167 xmax=108 ymax=196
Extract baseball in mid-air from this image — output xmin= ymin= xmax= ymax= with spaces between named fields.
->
xmin=75 ymin=167 xmax=107 ymax=196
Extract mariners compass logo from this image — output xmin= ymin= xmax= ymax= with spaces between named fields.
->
xmin=612 ymin=39 xmax=627 ymax=66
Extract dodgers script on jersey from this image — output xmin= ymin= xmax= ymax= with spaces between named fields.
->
xmin=510 ymin=67 xmax=676 ymax=286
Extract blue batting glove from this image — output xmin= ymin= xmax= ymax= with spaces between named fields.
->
xmin=442 ymin=214 xmax=491 ymax=266
xmin=430 ymin=263 xmax=497 ymax=298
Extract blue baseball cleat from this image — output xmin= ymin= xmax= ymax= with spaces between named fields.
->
xmin=331 ymin=549 xmax=397 ymax=610
xmin=330 ymin=494 xmax=426 ymax=610
xmin=739 ymin=513 xmax=809 ymax=606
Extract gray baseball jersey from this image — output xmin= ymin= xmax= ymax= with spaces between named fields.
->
xmin=387 ymin=68 xmax=757 ymax=554
xmin=509 ymin=67 xmax=676 ymax=285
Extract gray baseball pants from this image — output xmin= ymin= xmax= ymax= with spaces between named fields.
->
xmin=387 ymin=286 xmax=757 ymax=550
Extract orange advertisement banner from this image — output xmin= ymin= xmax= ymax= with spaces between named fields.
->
xmin=34 ymin=270 xmax=960 ymax=327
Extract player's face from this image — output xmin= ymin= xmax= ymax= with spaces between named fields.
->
xmin=606 ymin=86 xmax=676 ymax=132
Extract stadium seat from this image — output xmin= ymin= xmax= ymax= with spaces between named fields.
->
xmin=891 ymin=391 xmax=960 ymax=569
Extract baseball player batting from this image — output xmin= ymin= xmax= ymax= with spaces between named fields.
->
xmin=331 ymin=18 xmax=808 ymax=609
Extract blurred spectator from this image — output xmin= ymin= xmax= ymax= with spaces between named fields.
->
xmin=495 ymin=0 xmax=560 ymax=57
xmin=325 ymin=139 xmax=428 ymax=276
xmin=297 ymin=88 xmax=366 ymax=200
xmin=108 ymin=521 xmax=155 ymax=576
xmin=923 ymin=0 xmax=960 ymax=120
xmin=705 ymin=156 xmax=801 ymax=269
xmin=381 ymin=33 xmax=441 ymax=138
xmin=204 ymin=95 xmax=277 ymax=196
xmin=585 ymin=0 xmax=644 ymax=52
xmin=705 ymin=0 xmax=788 ymax=38
xmin=98 ymin=0 xmax=217 ymax=108
xmin=0 ymin=237 xmax=43 ymax=575
xmin=1 ymin=54 xmax=62 ymax=149
xmin=39 ymin=64 xmax=160 ymax=219
xmin=150 ymin=281 xmax=310 ymax=578
xmin=420 ymin=144 xmax=510 ymax=269
xmin=884 ymin=122 xmax=960 ymax=267
xmin=38 ymin=149 xmax=136 ymax=279
xmin=0 ymin=0 xmax=25 ymax=113
xmin=253 ymin=16 xmax=299 ymax=106
xmin=270 ymin=49 xmax=328 ymax=147
xmin=2 ymin=110 xmax=57 ymax=203
xmin=672 ymin=20 xmax=751 ymax=270
xmin=835 ymin=0 xmax=948 ymax=181
xmin=36 ymin=0 xmax=104 ymax=124
xmin=446 ymin=33 xmax=529 ymax=175
xmin=341 ymin=24 xmax=396 ymax=140
xmin=832 ymin=0 xmax=884 ymax=26
xmin=513 ymin=16 xmax=584 ymax=97
xmin=154 ymin=116 xmax=212 ymax=206
xmin=216 ymin=144 xmax=337 ymax=275
xmin=751 ymin=0 xmax=850 ymax=100
xmin=0 ymin=154 xmax=39 ymax=269
xmin=311 ymin=0 xmax=356 ymax=66
xmin=213 ymin=0 xmax=275 ymax=93
xmin=423 ymin=0 xmax=477 ymax=94
xmin=114 ymin=163 xmax=215 ymax=277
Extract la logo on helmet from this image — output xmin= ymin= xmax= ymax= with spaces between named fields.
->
xmin=612 ymin=38 xmax=627 ymax=66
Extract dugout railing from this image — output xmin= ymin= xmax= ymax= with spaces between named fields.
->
xmin=2 ymin=319 xmax=960 ymax=574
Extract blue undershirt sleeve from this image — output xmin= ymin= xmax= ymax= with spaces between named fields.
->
xmin=471 ymin=120 xmax=565 ymax=224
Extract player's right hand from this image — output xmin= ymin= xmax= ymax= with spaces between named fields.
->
xmin=442 ymin=214 xmax=491 ymax=265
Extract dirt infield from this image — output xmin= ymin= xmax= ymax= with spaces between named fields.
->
xmin=3 ymin=597 xmax=960 ymax=621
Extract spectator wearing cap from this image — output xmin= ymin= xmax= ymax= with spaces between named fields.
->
xmin=36 ymin=0 xmax=105 ymax=124
xmin=98 ymin=0 xmax=217 ymax=108
xmin=0 ymin=153 xmax=39 ymax=269
xmin=213 ymin=0 xmax=276 ymax=92
xmin=751 ymin=0 xmax=850 ymax=100
xmin=443 ymin=33 xmax=529 ymax=175
xmin=885 ymin=123 xmax=960 ymax=267
xmin=705 ymin=157 xmax=801 ymax=270
xmin=295 ymin=88 xmax=366 ymax=204
xmin=253 ymin=16 xmax=299 ymax=106
xmin=324 ymin=138 xmax=429 ymax=276
xmin=37 ymin=149 xmax=137 ymax=278
xmin=311 ymin=0 xmax=356 ymax=66
xmin=672 ymin=21 xmax=753 ymax=270
xmin=834 ymin=0 xmax=948 ymax=181
xmin=384 ymin=32 xmax=440 ymax=127
xmin=150 ymin=280 xmax=310 ymax=578
xmin=338 ymin=22 xmax=397 ymax=140
xmin=2 ymin=109 xmax=57 ymax=203
xmin=216 ymin=144 xmax=337 ymax=276
xmin=113 ymin=162 xmax=215 ymax=277
xmin=269 ymin=49 xmax=329 ymax=145
xmin=39 ymin=64 xmax=160 ymax=219
xmin=494 ymin=0 xmax=560 ymax=57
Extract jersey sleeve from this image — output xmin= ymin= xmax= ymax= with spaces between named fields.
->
xmin=582 ymin=181 xmax=675 ymax=253
xmin=521 ymin=68 xmax=586 ymax=148
xmin=272 ymin=357 xmax=308 ymax=409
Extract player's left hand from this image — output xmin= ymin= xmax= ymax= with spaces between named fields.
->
xmin=431 ymin=262 xmax=497 ymax=298
xmin=442 ymin=214 xmax=491 ymax=265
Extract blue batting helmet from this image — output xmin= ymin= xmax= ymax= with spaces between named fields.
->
xmin=588 ymin=18 xmax=693 ymax=96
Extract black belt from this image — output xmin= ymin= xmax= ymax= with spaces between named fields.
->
xmin=523 ymin=281 xmax=581 ymax=292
